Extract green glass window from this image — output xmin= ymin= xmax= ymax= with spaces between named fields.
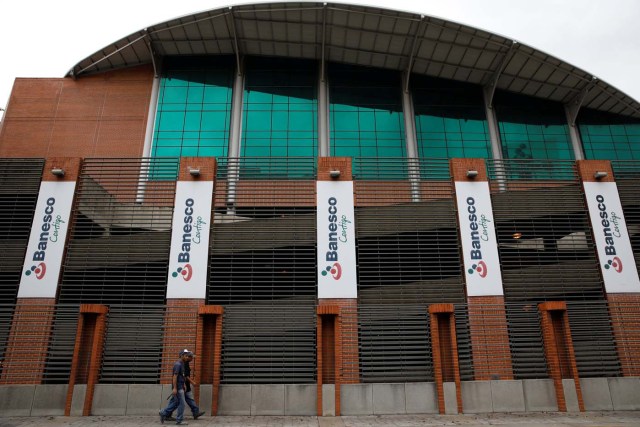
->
xmin=495 ymin=91 xmax=574 ymax=161
xmin=493 ymin=91 xmax=574 ymax=180
xmin=241 ymin=57 xmax=317 ymax=162
xmin=152 ymin=56 xmax=234 ymax=161
xmin=329 ymin=64 xmax=406 ymax=161
xmin=578 ymin=108 xmax=640 ymax=160
xmin=412 ymin=75 xmax=491 ymax=159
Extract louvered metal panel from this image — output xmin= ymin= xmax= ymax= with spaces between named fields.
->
xmin=43 ymin=304 xmax=81 ymax=383
xmin=59 ymin=158 xmax=178 ymax=305
xmin=221 ymin=304 xmax=316 ymax=383
xmin=358 ymin=304 xmax=431 ymax=382
xmin=100 ymin=305 xmax=164 ymax=383
xmin=353 ymin=158 xmax=472 ymax=381
xmin=0 ymin=159 xmax=44 ymax=368
xmin=487 ymin=159 xmax=618 ymax=378
xmin=611 ymin=161 xmax=640 ymax=269
xmin=0 ymin=159 xmax=44 ymax=302
xmin=208 ymin=158 xmax=317 ymax=383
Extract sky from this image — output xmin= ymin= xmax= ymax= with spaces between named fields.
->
xmin=0 ymin=0 xmax=639 ymax=120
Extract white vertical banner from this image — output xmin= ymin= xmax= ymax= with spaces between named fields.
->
xmin=166 ymin=180 xmax=214 ymax=299
xmin=584 ymin=181 xmax=640 ymax=293
xmin=18 ymin=181 xmax=76 ymax=298
xmin=455 ymin=181 xmax=503 ymax=296
xmin=317 ymin=181 xmax=357 ymax=299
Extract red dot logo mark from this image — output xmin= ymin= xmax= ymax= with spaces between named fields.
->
xmin=25 ymin=263 xmax=47 ymax=280
xmin=321 ymin=262 xmax=342 ymax=280
xmin=468 ymin=261 xmax=488 ymax=278
xmin=172 ymin=264 xmax=193 ymax=281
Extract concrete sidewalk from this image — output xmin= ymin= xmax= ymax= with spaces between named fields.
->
xmin=1 ymin=412 xmax=640 ymax=427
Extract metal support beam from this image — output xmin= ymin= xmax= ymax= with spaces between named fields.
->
xmin=227 ymin=8 xmax=242 ymax=76
xmin=483 ymin=41 xmax=518 ymax=110
xmin=321 ymin=3 xmax=327 ymax=82
xmin=318 ymin=62 xmax=330 ymax=157
xmin=143 ymin=29 xmax=160 ymax=78
xmin=564 ymin=78 xmax=596 ymax=161
xmin=404 ymin=16 xmax=425 ymax=93
xmin=483 ymin=88 xmax=507 ymax=192
xmin=227 ymin=63 xmax=245 ymax=215
xmin=401 ymin=73 xmax=421 ymax=202
xmin=136 ymin=75 xmax=161 ymax=204
xmin=566 ymin=77 xmax=596 ymax=126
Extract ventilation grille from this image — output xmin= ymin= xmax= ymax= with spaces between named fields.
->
xmin=209 ymin=158 xmax=317 ymax=383
xmin=611 ymin=161 xmax=640 ymax=269
xmin=0 ymin=159 xmax=44 ymax=301
xmin=487 ymin=159 xmax=618 ymax=378
xmin=59 ymin=158 xmax=178 ymax=305
xmin=352 ymin=158 xmax=472 ymax=381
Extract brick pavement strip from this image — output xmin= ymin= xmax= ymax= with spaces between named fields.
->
xmin=1 ymin=413 xmax=640 ymax=427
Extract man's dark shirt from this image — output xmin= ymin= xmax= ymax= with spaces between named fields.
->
xmin=172 ymin=359 xmax=186 ymax=390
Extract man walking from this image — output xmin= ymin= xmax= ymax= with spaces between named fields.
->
xmin=166 ymin=351 xmax=205 ymax=421
xmin=159 ymin=349 xmax=192 ymax=425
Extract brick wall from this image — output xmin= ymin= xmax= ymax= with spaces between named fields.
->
xmin=606 ymin=293 xmax=640 ymax=376
xmin=0 ymin=65 xmax=153 ymax=158
xmin=0 ymin=298 xmax=56 ymax=384
xmin=467 ymin=296 xmax=513 ymax=380
xmin=161 ymin=299 xmax=205 ymax=384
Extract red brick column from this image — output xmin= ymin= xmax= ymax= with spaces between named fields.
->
xmin=429 ymin=304 xmax=462 ymax=414
xmin=538 ymin=301 xmax=584 ymax=412
xmin=576 ymin=160 xmax=640 ymax=376
xmin=1 ymin=157 xmax=81 ymax=385
xmin=467 ymin=296 xmax=513 ymax=380
xmin=161 ymin=299 xmax=204 ymax=384
xmin=0 ymin=298 xmax=56 ymax=384
xmin=195 ymin=305 xmax=224 ymax=416
xmin=64 ymin=304 xmax=109 ymax=416
xmin=316 ymin=305 xmax=341 ymax=416
xmin=450 ymin=158 xmax=513 ymax=381
xmin=162 ymin=158 xmax=216 ymax=384
xmin=606 ymin=293 xmax=640 ymax=376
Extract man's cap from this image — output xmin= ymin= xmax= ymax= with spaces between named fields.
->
xmin=179 ymin=348 xmax=195 ymax=357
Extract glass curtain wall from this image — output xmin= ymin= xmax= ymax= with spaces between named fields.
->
xmin=329 ymin=63 xmax=406 ymax=162
xmin=152 ymin=56 xmax=234 ymax=159
xmin=240 ymin=57 xmax=318 ymax=162
xmin=412 ymin=75 xmax=491 ymax=159
xmin=494 ymin=91 xmax=574 ymax=179
xmin=578 ymin=108 xmax=640 ymax=160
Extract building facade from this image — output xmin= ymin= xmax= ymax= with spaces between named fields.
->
xmin=0 ymin=2 xmax=639 ymax=416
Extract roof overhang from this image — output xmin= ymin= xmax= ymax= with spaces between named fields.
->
xmin=68 ymin=2 xmax=640 ymax=118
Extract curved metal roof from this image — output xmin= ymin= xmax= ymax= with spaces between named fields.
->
xmin=68 ymin=2 xmax=640 ymax=118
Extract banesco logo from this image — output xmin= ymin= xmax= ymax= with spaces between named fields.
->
xmin=24 ymin=197 xmax=57 ymax=280
xmin=466 ymin=196 xmax=489 ymax=279
xmin=172 ymin=264 xmax=193 ymax=281
xmin=321 ymin=262 xmax=342 ymax=280
xmin=25 ymin=262 xmax=47 ymax=280
xmin=468 ymin=261 xmax=488 ymax=278
xmin=596 ymin=194 xmax=623 ymax=274
xmin=321 ymin=196 xmax=351 ymax=281
xmin=172 ymin=198 xmax=197 ymax=282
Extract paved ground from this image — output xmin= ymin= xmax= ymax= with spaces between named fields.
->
xmin=1 ymin=412 xmax=640 ymax=427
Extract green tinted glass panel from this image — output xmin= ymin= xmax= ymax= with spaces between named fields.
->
xmin=411 ymin=75 xmax=491 ymax=161
xmin=151 ymin=56 xmax=234 ymax=178
xmin=240 ymin=57 xmax=317 ymax=177
xmin=329 ymin=64 xmax=406 ymax=175
xmin=578 ymin=108 xmax=640 ymax=160
xmin=494 ymin=91 xmax=573 ymax=179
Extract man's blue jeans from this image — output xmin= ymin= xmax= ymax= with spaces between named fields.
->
xmin=185 ymin=390 xmax=201 ymax=415
xmin=161 ymin=389 xmax=186 ymax=423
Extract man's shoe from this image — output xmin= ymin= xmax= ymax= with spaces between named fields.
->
xmin=193 ymin=411 xmax=205 ymax=420
xmin=166 ymin=416 xmax=176 ymax=421
xmin=159 ymin=411 xmax=166 ymax=424
xmin=176 ymin=422 xmax=188 ymax=425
